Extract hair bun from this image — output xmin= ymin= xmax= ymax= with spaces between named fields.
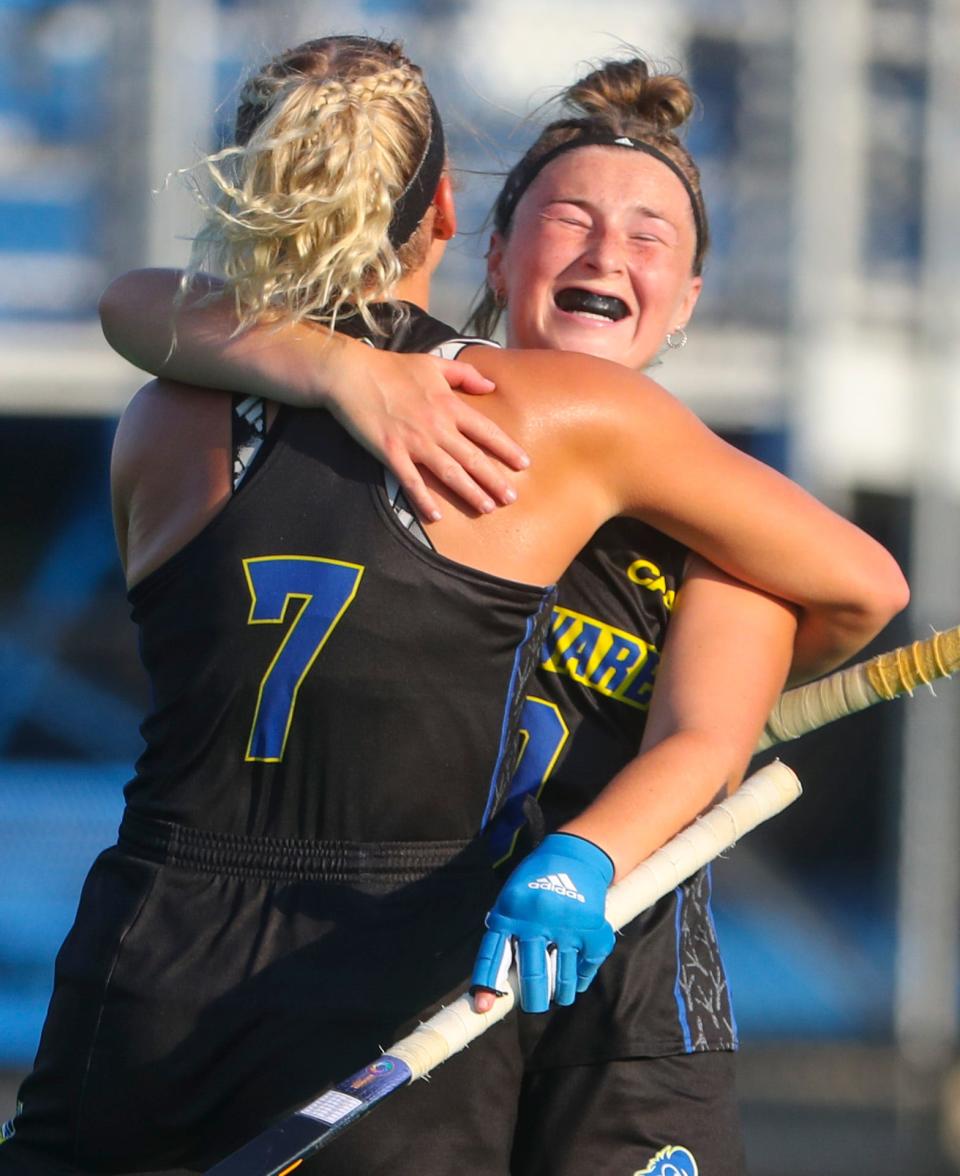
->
xmin=565 ymin=59 xmax=694 ymax=137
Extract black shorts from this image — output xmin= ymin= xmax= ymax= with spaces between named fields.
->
xmin=1 ymin=815 xmax=502 ymax=1173
xmin=512 ymin=1051 xmax=744 ymax=1176
xmin=3 ymin=817 xmax=742 ymax=1176
xmin=296 ymin=1047 xmax=743 ymax=1176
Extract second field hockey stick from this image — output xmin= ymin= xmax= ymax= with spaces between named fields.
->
xmin=205 ymin=759 xmax=802 ymax=1175
xmin=757 ymin=624 xmax=960 ymax=751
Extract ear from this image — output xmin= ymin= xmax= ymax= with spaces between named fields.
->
xmin=675 ymin=275 xmax=703 ymax=330
xmin=486 ymin=231 xmax=506 ymax=299
xmin=432 ymin=173 xmax=457 ymax=241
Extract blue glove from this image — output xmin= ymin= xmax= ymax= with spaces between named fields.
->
xmin=472 ymin=832 xmax=616 ymax=1013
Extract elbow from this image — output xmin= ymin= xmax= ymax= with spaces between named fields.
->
xmin=838 ymin=551 xmax=910 ymax=649
xmin=882 ymin=559 xmax=911 ymax=623
xmin=99 ymin=268 xmax=184 ymax=370
xmin=861 ymin=553 xmax=910 ymax=634
xmin=99 ymin=271 xmax=148 ymax=364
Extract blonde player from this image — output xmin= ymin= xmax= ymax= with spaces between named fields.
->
xmin=5 ymin=37 xmax=905 ymax=1175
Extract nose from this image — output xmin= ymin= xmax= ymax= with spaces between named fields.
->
xmin=582 ymin=226 xmax=625 ymax=276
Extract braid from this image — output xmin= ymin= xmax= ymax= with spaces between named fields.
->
xmin=181 ymin=37 xmax=440 ymax=334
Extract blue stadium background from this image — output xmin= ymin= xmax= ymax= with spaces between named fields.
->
xmin=1 ymin=2 xmax=958 ymax=1172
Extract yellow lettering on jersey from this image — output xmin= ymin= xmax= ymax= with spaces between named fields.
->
xmin=540 ymin=606 xmax=661 ymax=711
xmin=627 ymin=558 xmax=676 ymax=611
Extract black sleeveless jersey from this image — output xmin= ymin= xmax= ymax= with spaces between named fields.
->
xmin=508 ymin=525 xmax=738 ymax=1062
xmin=124 ymin=309 xmax=555 ymax=844
xmin=489 ymin=518 xmax=686 ymax=856
xmin=222 ymin=303 xmax=735 ymax=1059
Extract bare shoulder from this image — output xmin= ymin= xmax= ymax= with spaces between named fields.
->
xmin=457 ymin=346 xmax=706 ymax=490
xmin=459 ymin=346 xmax=690 ymax=434
xmin=114 ymin=377 xmax=228 ymax=445
xmin=111 ymin=378 xmax=233 ymax=586
xmin=113 ymin=378 xmax=230 ymax=478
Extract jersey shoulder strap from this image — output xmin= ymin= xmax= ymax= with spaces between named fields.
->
xmin=431 ymin=336 xmax=500 ymax=361
xmin=385 ymin=334 xmax=502 ymax=549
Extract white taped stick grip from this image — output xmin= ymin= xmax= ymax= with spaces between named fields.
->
xmin=757 ymin=664 xmax=877 ymax=750
xmin=390 ymin=760 xmax=801 ymax=1081
xmin=604 ymin=760 xmax=800 ymax=929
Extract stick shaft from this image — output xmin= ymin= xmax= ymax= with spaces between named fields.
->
xmin=205 ymin=760 xmax=801 ymax=1174
xmin=758 ymin=624 xmax=960 ymax=750
xmin=390 ymin=760 xmax=801 ymax=1080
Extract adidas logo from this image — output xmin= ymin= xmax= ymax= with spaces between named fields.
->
xmin=528 ymin=872 xmax=586 ymax=903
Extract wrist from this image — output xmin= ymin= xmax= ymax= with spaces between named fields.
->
xmin=308 ymin=331 xmax=360 ymax=410
xmin=539 ymin=832 xmax=614 ymax=886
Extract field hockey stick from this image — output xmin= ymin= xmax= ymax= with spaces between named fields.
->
xmin=205 ymin=759 xmax=802 ymax=1175
xmin=757 ymin=624 xmax=960 ymax=751
xmin=207 ymin=627 xmax=959 ymax=1174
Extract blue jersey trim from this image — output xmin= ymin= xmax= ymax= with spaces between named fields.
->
xmin=672 ymin=884 xmax=694 ymax=1052
xmin=480 ymin=592 xmax=553 ymax=831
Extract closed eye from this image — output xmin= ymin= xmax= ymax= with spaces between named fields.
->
xmin=541 ymin=203 xmax=591 ymax=230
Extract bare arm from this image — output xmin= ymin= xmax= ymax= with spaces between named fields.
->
xmin=438 ymin=346 xmax=907 ymax=680
xmin=473 ymin=559 xmax=797 ymax=1013
xmin=99 ymin=268 xmax=528 ymax=519
xmin=560 ymin=557 xmax=798 ymax=879
xmin=530 ymin=350 xmax=906 ymax=678
xmin=609 ymin=401 xmax=908 ymax=680
xmin=110 ymin=379 xmax=233 ymax=588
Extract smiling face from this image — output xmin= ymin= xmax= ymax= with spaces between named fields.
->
xmin=488 ymin=145 xmax=703 ymax=370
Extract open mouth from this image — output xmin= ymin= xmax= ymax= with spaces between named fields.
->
xmin=554 ymin=288 xmax=630 ymax=322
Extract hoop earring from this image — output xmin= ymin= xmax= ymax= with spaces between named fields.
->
xmin=666 ymin=328 xmax=687 ymax=350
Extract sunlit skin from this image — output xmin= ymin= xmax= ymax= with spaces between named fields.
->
xmin=488 ymin=146 xmax=703 ymax=371
xmin=99 ymin=144 xmax=909 ymax=1023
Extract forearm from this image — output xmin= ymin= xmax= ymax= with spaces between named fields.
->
xmin=561 ymin=559 xmax=798 ymax=881
xmin=99 ymin=268 xmax=339 ymax=405
xmin=560 ymin=730 xmax=744 ymax=881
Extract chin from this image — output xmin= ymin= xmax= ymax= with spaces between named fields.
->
xmin=560 ymin=333 xmax=635 ymax=366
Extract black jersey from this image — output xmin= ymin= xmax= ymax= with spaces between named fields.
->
xmin=489 ymin=518 xmax=685 ymax=856
xmin=2 ymin=307 xmax=559 ymax=1171
xmin=501 ymin=523 xmax=738 ymax=1063
xmin=126 ymin=318 xmax=554 ymax=844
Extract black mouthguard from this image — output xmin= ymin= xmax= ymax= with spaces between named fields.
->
xmin=554 ymin=289 xmax=630 ymax=321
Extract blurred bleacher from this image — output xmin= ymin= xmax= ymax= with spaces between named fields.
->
xmin=1 ymin=2 xmax=958 ymax=1173
xmin=0 ymin=2 xmax=109 ymax=320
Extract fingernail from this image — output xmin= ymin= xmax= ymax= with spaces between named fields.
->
xmin=503 ymin=488 xmax=517 ymax=504
xmin=481 ymin=499 xmax=496 ymax=514
xmin=518 ymin=453 xmax=531 ymax=469
xmin=429 ymin=509 xmax=442 ymax=522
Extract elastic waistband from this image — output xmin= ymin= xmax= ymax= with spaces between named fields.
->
xmin=117 ymin=809 xmax=491 ymax=884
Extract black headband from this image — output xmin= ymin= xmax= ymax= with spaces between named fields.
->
xmin=388 ymin=87 xmax=446 ymax=249
xmin=495 ymin=132 xmax=705 ymax=262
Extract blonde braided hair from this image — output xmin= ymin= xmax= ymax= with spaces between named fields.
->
xmin=182 ymin=37 xmax=437 ymax=334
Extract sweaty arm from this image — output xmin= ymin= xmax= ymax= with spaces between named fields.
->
xmin=99 ymin=268 xmax=527 ymax=519
xmin=561 ymin=558 xmax=798 ymax=876
xmin=472 ymin=558 xmax=798 ymax=1013
xmin=610 ymin=397 xmax=908 ymax=682
xmin=470 ymin=343 xmax=908 ymax=686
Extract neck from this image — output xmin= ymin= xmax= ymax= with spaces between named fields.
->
xmin=393 ymin=267 xmax=431 ymax=311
